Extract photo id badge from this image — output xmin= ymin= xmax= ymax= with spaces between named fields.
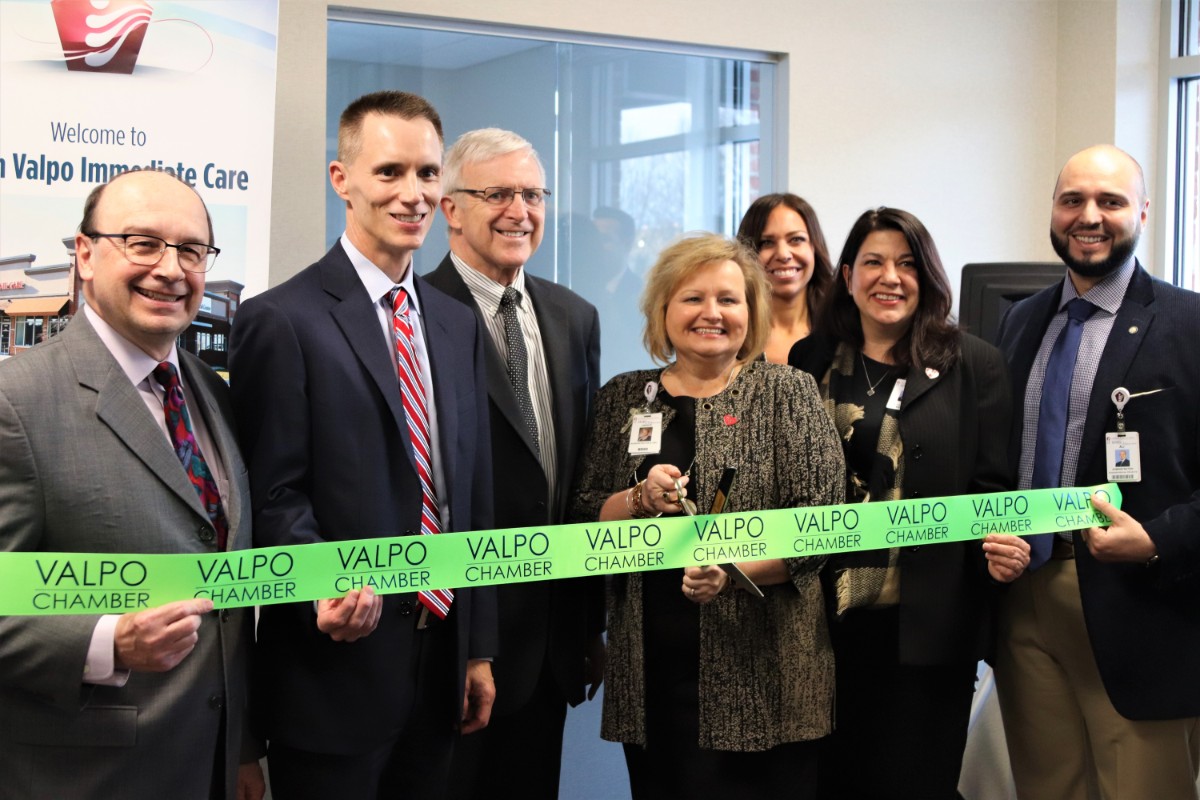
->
xmin=886 ymin=379 xmax=906 ymax=412
xmin=628 ymin=412 xmax=663 ymax=455
xmin=1105 ymin=431 xmax=1141 ymax=482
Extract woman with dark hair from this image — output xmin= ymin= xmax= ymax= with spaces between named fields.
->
xmin=572 ymin=233 xmax=845 ymax=798
xmin=788 ymin=207 xmax=1031 ymax=799
xmin=737 ymin=193 xmax=835 ymax=363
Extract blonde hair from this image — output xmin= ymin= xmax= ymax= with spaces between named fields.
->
xmin=639 ymin=233 xmax=770 ymax=364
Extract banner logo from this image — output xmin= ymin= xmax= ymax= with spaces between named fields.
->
xmin=51 ymin=0 xmax=153 ymax=74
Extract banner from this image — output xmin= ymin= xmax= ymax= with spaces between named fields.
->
xmin=0 ymin=0 xmax=279 ymax=323
xmin=0 ymin=484 xmax=1121 ymax=615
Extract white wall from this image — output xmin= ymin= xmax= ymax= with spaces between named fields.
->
xmin=270 ymin=0 xmax=1162 ymax=295
xmin=1056 ymin=0 xmax=1160 ymax=268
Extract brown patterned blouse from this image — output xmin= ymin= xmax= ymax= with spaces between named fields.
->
xmin=570 ymin=360 xmax=846 ymax=751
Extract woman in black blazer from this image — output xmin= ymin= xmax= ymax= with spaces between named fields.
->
xmin=789 ymin=207 xmax=1031 ymax=799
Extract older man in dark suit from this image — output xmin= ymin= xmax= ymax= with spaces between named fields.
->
xmin=229 ymin=91 xmax=496 ymax=800
xmin=425 ymin=128 xmax=603 ymax=800
xmin=994 ymin=145 xmax=1200 ymax=800
xmin=0 ymin=169 xmax=261 ymax=799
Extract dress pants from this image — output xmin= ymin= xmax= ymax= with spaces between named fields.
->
xmin=817 ymin=606 xmax=978 ymax=800
xmin=994 ymin=556 xmax=1200 ymax=800
xmin=448 ymin=653 xmax=568 ymax=800
xmin=266 ymin=607 xmax=460 ymax=800
xmin=622 ymin=737 xmax=819 ymax=799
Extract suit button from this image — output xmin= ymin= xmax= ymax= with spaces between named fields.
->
xmin=197 ymin=525 xmax=215 ymax=543
xmin=208 ymin=694 xmax=224 ymax=710
xmin=910 ymin=491 xmax=922 ymax=498
xmin=397 ymin=600 xmax=414 ymax=616
xmin=220 ymin=609 xmax=230 ymax=623
xmin=912 ymin=445 xmax=923 ymax=460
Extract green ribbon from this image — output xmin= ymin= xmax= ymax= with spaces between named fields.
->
xmin=0 ymin=484 xmax=1120 ymax=615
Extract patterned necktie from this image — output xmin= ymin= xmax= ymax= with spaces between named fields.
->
xmin=152 ymin=362 xmax=228 ymax=551
xmin=1027 ymin=297 xmax=1098 ymax=570
xmin=390 ymin=287 xmax=453 ymax=618
xmin=499 ymin=286 xmax=539 ymax=456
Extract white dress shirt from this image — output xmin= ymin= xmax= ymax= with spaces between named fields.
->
xmin=341 ymin=233 xmax=452 ymax=529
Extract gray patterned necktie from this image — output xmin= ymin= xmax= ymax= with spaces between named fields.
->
xmin=500 ymin=286 xmax=539 ymax=456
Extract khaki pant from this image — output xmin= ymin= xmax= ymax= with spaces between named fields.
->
xmin=994 ymin=557 xmax=1199 ymax=800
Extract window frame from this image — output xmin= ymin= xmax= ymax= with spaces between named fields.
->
xmin=1155 ymin=0 xmax=1200 ymax=287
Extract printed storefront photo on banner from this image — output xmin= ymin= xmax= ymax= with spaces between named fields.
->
xmin=0 ymin=0 xmax=278 ymax=365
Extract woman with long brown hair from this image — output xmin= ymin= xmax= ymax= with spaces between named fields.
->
xmin=737 ymin=193 xmax=835 ymax=363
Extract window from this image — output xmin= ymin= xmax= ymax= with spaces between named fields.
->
xmin=0 ymin=318 xmax=9 ymax=355
xmin=49 ymin=315 xmax=69 ymax=339
xmin=14 ymin=316 xmax=42 ymax=348
xmin=1162 ymin=0 xmax=1200 ymax=289
xmin=327 ymin=15 xmax=779 ymax=378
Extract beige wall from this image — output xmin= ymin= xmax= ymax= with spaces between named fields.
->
xmin=269 ymin=0 xmax=1162 ymax=291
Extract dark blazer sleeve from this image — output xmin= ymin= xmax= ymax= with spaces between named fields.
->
xmin=0 ymin=374 xmax=99 ymax=709
xmin=579 ymin=301 xmax=606 ymax=637
xmin=465 ymin=311 xmax=499 ymax=660
xmin=961 ymin=335 xmax=1016 ymax=495
xmin=229 ymin=292 xmax=326 ymax=550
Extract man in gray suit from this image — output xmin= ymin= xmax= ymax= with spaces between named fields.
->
xmin=0 ymin=169 xmax=262 ymax=800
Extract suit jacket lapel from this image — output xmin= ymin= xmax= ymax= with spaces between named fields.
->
xmin=323 ymin=247 xmax=417 ymax=474
xmin=429 ymin=256 xmax=540 ymax=460
xmin=1078 ymin=265 xmax=1155 ymax=472
xmin=418 ymin=281 xmax=460 ymax=501
xmin=899 ymin=362 xmax=938 ymax=409
xmin=180 ymin=356 xmax=245 ymax=550
xmin=1006 ymin=284 xmax=1063 ymax=436
xmin=64 ymin=316 xmax=209 ymax=522
xmin=526 ymin=276 xmax=571 ymax=467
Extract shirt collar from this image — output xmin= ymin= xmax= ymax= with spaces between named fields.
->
xmin=449 ymin=251 xmax=526 ymax=318
xmin=1057 ymin=256 xmax=1136 ymax=317
xmin=83 ymin=305 xmax=180 ymax=387
xmin=341 ymin=232 xmax=423 ymax=318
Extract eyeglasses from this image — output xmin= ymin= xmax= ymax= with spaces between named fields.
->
xmin=454 ymin=187 xmax=551 ymax=208
xmin=85 ymin=233 xmax=220 ymax=273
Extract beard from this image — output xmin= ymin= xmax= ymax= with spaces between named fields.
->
xmin=1050 ymin=226 xmax=1139 ymax=279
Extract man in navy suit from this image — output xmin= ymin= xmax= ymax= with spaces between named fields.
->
xmin=229 ymin=91 xmax=497 ymax=799
xmin=994 ymin=145 xmax=1200 ymax=799
xmin=424 ymin=128 xmax=604 ymax=799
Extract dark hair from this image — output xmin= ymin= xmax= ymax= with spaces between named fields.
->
xmin=78 ymin=168 xmax=215 ymax=245
xmin=736 ymin=193 xmax=834 ymax=319
xmin=338 ymin=91 xmax=444 ymax=164
xmin=818 ymin=206 xmax=960 ymax=371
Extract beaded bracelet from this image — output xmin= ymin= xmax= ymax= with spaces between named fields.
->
xmin=625 ymin=480 xmax=660 ymax=519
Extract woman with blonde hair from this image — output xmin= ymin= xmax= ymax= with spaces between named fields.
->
xmin=571 ymin=233 xmax=845 ymax=798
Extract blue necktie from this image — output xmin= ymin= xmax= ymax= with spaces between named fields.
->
xmin=1028 ymin=298 xmax=1098 ymax=570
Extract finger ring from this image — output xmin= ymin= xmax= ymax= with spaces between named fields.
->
xmin=690 ymin=588 xmax=696 ymax=598
xmin=662 ymin=490 xmax=670 ymax=501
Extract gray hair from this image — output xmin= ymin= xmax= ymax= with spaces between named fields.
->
xmin=443 ymin=128 xmax=545 ymax=192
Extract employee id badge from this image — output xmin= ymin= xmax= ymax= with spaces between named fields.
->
xmin=886 ymin=379 xmax=907 ymax=412
xmin=628 ymin=412 xmax=663 ymax=455
xmin=1105 ymin=431 xmax=1141 ymax=482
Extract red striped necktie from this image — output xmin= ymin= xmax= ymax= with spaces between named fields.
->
xmin=390 ymin=287 xmax=453 ymax=618
xmin=152 ymin=362 xmax=228 ymax=551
